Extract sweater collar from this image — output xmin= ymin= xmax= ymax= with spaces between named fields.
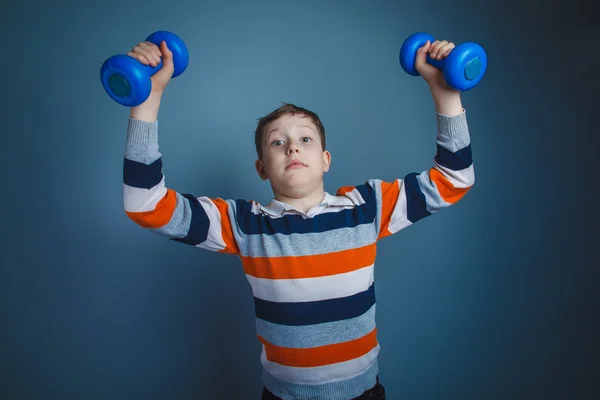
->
xmin=260 ymin=192 xmax=340 ymax=217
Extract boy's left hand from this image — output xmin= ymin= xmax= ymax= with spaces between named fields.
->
xmin=415 ymin=40 xmax=456 ymax=92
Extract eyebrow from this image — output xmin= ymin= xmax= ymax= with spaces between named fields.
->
xmin=267 ymin=124 xmax=316 ymax=139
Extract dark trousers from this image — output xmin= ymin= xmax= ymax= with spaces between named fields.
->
xmin=262 ymin=376 xmax=385 ymax=400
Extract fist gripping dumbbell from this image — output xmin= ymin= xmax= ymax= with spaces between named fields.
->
xmin=399 ymin=32 xmax=487 ymax=91
xmin=100 ymin=31 xmax=189 ymax=107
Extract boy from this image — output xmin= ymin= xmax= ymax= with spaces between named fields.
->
xmin=123 ymin=38 xmax=474 ymax=400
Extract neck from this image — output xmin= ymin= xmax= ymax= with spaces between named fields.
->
xmin=274 ymin=186 xmax=326 ymax=214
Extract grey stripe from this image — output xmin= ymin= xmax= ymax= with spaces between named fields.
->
xmin=368 ymin=179 xmax=383 ymax=238
xmin=416 ymin=169 xmax=450 ymax=214
xmin=149 ymin=192 xmax=192 ymax=238
xmin=263 ymin=358 xmax=379 ymax=399
xmin=256 ymin=304 xmax=376 ymax=348
xmin=246 ymin=223 xmax=377 ymax=257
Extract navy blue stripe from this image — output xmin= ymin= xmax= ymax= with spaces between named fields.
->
xmin=171 ymin=194 xmax=210 ymax=246
xmin=404 ymin=173 xmax=431 ymax=223
xmin=235 ymin=183 xmax=377 ymax=236
xmin=435 ymin=143 xmax=472 ymax=171
xmin=123 ymin=158 xmax=163 ymax=189
xmin=355 ymin=184 xmax=376 ymax=207
xmin=254 ymin=284 xmax=376 ymax=326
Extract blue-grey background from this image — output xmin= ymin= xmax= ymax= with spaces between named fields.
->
xmin=2 ymin=0 xmax=598 ymax=399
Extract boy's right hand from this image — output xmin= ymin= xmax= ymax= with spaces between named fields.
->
xmin=127 ymin=40 xmax=174 ymax=95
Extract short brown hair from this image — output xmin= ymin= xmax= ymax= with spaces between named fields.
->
xmin=254 ymin=103 xmax=326 ymax=160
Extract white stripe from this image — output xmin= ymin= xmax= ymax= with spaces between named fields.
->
xmin=260 ymin=343 xmax=380 ymax=384
xmin=194 ymin=197 xmax=227 ymax=251
xmin=340 ymin=188 xmax=366 ymax=206
xmin=317 ymin=204 xmax=356 ymax=215
xmin=247 ymin=264 xmax=374 ymax=302
xmin=123 ymin=179 xmax=166 ymax=212
xmin=251 ymin=201 xmax=262 ymax=214
xmin=387 ymin=180 xmax=412 ymax=234
xmin=434 ymin=163 xmax=475 ymax=189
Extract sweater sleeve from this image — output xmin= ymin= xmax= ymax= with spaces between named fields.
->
xmin=123 ymin=118 xmax=240 ymax=255
xmin=373 ymin=109 xmax=475 ymax=240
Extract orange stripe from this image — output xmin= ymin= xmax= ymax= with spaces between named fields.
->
xmin=336 ymin=185 xmax=355 ymax=196
xmin=258 ymin=328 xmax=377 ymax=368
xmin=378 ymin=180 xmax=400 ymax=240
xmin=429 ymin=168 xmax=470 ymax=204
xmin=126 ymin=188 xmax=177 ymax=228
xmin=242 ymin=243 xmax=376 ymax=279
xmin=212 ymin=198 xmax=240 ymax=255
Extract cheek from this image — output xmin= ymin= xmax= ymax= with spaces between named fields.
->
xmin=263 ymin=154 xmax=281 ymax=171
xmin=310 ymin=150 xmax=325 ymax=164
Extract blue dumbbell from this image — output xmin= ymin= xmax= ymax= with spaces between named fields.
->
xmin=100 ymin=31 xmax=189 ymax=107
xmin=399 ymin=32 xmax=487 ymax=91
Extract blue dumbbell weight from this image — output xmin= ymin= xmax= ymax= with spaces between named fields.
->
xmin=100 ymin=31 xmax=189 ymax=107
xmin=399 ymin=32 xmax=487 ymax=91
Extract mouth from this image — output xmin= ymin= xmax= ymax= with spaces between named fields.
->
xmin=286 ymin=161 xmax=307 ymax=169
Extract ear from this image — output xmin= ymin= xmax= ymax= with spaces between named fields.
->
xmin=255 ymin=159 xmax=268 ymax=180
xmin=322 ymin=150 xmax=331 ymax=172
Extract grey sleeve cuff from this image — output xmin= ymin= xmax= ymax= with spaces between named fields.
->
xmin=435 ymin=109 xmax=470 ymax=151
xmin=125 ymin=118 xmax=161 ymax=164
xmin=436 ymin=108 xmax=469 ymax=138
xmin=126 ymin=118 xmax=159 ymax=146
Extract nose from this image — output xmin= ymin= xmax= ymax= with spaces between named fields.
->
xmin=287 ymin=143 xmax=299 ymax=154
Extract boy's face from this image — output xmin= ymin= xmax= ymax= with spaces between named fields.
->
xmin=255 ymin=114 xmax=331 ymax=198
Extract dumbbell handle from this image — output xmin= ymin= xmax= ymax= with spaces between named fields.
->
xmin=144 ymin=60 xmax=164 ymax=76
xmin=425 ymin=54 xmax=445 ymax=70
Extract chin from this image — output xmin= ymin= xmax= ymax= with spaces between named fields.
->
xmin=274 ymin=178 xmax=321 ymax=198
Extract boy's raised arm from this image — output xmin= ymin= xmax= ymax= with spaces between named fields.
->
xmin=374 ymin=39 xmax=475 ymax=240
xmin=122 ymin=41 xmax=240 ymax=255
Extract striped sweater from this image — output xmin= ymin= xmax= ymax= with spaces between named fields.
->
xmin=122 ymin=109 xmax=474 ymax=399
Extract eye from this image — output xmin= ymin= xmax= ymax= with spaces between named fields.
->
xmin=301 ymin=137 xmax=312 ymax=143
xmin=271 ymin=140 xmax=284 ymax=146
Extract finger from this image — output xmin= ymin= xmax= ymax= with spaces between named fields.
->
xmin=155 ymin=41 xmax=174 ymax=74
xmin=428 ymin=40 xmax=441 ymax=55
xmin=430 ymin=40 xmax=448 ymax=58
xmin=431 ymin=40 xmax=447 ymax=58
xmin=417 ymin=40 xmax=431 ymax=60
xmin=127 ymin=51 xmax=151 ymax=65
xmin=132 ymin=44 xmax=159 ymax=66
xmin=138 ymin=42 xmax=163 ymax=63
xmin=139 ymin=43 xmax=162 ymax=65
xmin=160 ymin=41 xmax=172 ymax=58
xmin=436 ymin=43 xmax=455 ymax=59
xmin=440 ymin=43 xmax=456 ymax=58
xmin=131 ymin=45 xmax=156 ymax=66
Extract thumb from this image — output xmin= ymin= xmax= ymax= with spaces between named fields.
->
xmin=159 ymin=41 xmax=174 ymax=70
xmin=416 ymin=40 xmax=430 ymax=65
xmin=152 ymin=41 xmax=175 ymax=84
